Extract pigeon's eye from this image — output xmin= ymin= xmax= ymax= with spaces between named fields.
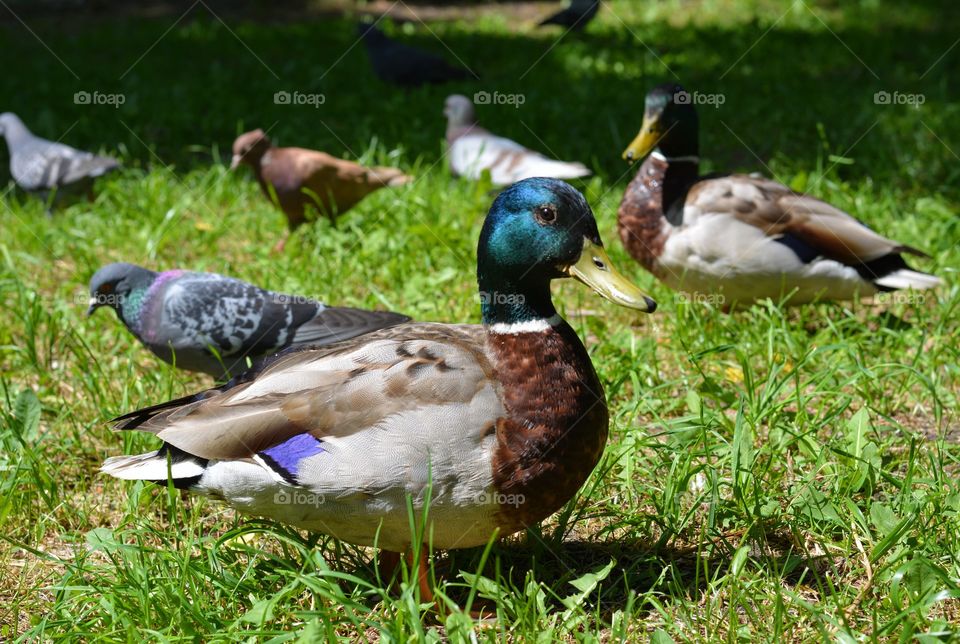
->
xmin=535 ymin=204 xmax=557 ymax=224
xmin=100 ymin=283 xmax=114 ymax=294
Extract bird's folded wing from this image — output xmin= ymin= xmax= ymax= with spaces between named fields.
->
xmin=111 ymin=324 xmax=496 ymax=461
xmin=156 ymin=273 xmax=270 ymax=355
xmin=289 ymin=306 xmax=410 ymax=347
xmin=687 ymin=174 xmax=921 ymax=264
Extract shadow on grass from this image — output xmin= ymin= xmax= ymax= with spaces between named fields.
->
xmin=0 ymin=4 xmax=957 ymax=201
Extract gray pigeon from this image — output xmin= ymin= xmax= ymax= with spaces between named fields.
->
xmin=357 ymin=23 xmax=475 ymax=88
xmin=538 ymin=0 xmax=601 ymax=30
xmin=0 ymin=112 xmax=119 ymax=197
xmin=88 ymin=263 xmax=410 ymax=379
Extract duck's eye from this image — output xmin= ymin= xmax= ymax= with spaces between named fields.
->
xmin=535 ymin=205 xmax=557 ymax=224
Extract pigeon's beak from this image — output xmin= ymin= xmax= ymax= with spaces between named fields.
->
xmin=229 ymin=154 xmax=242 ymax=170
xmin=563 ymin=238 xmax=656 ymax=313
xmin=87 ymin=296 xmax=99 ymax=316
xmin=622 ymin=113 xmax=663 ymax=163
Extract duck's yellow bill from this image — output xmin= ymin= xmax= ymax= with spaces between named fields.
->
xmin=564 ymin=239 xmax=656 ymax=313
xmin=622 ymin=114 xmax=662 ymax=162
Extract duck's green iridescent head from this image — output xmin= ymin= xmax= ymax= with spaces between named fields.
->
xmin=477 ymin=178 xmax=655 ymax=326
xmin=623 ymin=83 xmax=700 ymax=162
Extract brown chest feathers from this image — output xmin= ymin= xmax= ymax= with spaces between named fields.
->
xmin=617 ymin=155 xmax=671 ymax=277
xmin=487 ymin=322 xmax=609 ymax=532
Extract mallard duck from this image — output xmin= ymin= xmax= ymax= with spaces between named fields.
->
xmin=88 ymin=262 xmax=409 ymax=379
xmin=618 ymin=83 xmax=942 ymax=306
xmin=101 ymin=178 xmax=655 ymax=597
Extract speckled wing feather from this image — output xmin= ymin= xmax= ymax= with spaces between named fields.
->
xmin=146 ymin=272 xmax=301 ymax=364
xmin=112 ymin=323 xmax=498 ymax=460
xmin=685 ymin=175 xmax=926 ymax=265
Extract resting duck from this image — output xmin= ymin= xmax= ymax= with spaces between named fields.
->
xmin=101 ymin=178 xmax=655 ymax=599
xmin=618 ymin=83 xmax=942 ymax=306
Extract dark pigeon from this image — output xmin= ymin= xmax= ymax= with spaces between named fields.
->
xmin=0 ymin=112 xmax=119 ymax=198
xmin=538 ymin=0 xmax=601 ymax=30
xmin=357 ymin=23 xmax=475 ymax=88
xmin=88 ymin=262 xmax=410 ymax=379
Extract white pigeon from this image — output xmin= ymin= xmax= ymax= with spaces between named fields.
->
xmin=443 ymin=94 xmax=591 ymax=186
xmin=0 ymin=112 xmax=119 ymax=197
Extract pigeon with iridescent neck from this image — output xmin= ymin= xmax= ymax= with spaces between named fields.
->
xmin=88 ymin=263 xmax=409 ymax=379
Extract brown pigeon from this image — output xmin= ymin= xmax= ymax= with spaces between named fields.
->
xmin=231 ymin=129 xmax=412 ymax=250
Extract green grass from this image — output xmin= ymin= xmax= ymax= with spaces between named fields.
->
xmin=1 ymin=0 xmax=959 ymax=639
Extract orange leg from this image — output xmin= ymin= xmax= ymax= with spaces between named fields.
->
xmin=409 ymin=549 xmax=433 ymax=603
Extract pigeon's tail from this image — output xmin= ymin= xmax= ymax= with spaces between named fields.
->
xmin=101 ymin=444 xmax=207 ymax=489
xmin=370 ymin=167 xmax=414 ymax=187
xmin=66 ymin=155 xmax=120 ymax=184
xmin=289 ymin=307 xmax=410 ymax=348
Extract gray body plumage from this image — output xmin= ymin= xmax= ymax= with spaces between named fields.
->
xmin=88 ymin=263 xmax=410 ymax=379
xmin=0 ymin=112 xmax=119 ymax=194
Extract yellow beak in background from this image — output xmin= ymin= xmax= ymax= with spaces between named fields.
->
xmin=622 ymin=113 xmax=663 ymax=163
xmin=564 ymin=238 xmax=656 ymax=313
